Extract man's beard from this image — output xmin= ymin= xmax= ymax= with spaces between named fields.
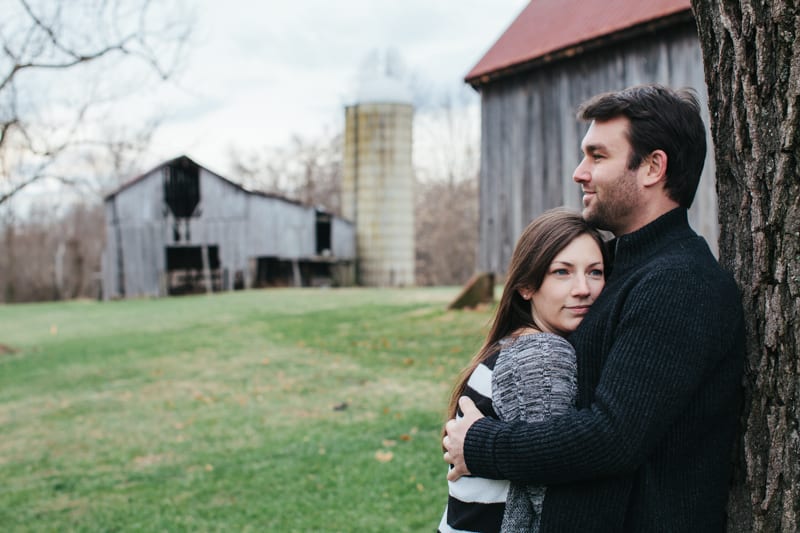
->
xmin=583 ymin=169 xmax=640 ymax=235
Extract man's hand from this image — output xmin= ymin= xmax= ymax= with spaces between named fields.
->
xmin=443 ymin=396 xmax=484 ymax=481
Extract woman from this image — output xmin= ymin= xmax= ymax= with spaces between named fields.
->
xmin=438 ymin=208 xmax=608 ymax=533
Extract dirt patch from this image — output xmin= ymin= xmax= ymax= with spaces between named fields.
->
xmin=0 ymin=344 xmax=18 ymax=355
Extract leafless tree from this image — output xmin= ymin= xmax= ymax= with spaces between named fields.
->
xmin=414 ymin=177 xmax=479 ymax=286
xmin=0 ymin=200 xmax=104 ymax=303
xmin=414 ymin=84 xmax=481 ymax=286
xmin=0 ymin=0 xmax=193 ymax=206
xmin=229 ymin=130 xmax=343 ymax=214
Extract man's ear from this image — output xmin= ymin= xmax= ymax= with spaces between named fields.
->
xmin=642 ymin=150 xmax=668 ymax=187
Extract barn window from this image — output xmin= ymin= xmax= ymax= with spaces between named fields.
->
xmin=254 ymin=256 xmax=295 ymax=287
xmin=164 ymin=158 xmax=200 ymax=218
xmin=165 ymin=245 xmax=221 ymax=295
xmin=316 ymin=211 xmax=332 ymax=255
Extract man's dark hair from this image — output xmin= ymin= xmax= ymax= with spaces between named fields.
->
xmin=577 ymin=84 xmax=707 ymax=209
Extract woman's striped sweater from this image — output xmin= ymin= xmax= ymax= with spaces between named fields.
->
xmin=439 ymin=333 xmax=578 ymax=533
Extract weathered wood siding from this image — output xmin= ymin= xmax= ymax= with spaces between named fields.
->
xmin=102 ymin=163 xmax=355 ymax=299
xmin=478 ymin=22 xmax=717 ymax=275
xmin=331 ymin=217 xmax=356 ymax=259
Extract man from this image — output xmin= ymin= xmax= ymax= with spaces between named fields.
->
xmin=443 ymin=84 xmax=745 ymax=531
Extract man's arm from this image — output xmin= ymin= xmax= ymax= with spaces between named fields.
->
xmin=447 ymin=268 xmax=742 ymax=485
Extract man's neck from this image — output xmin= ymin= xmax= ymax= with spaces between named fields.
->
xmin=614 ymin=200 xmax=680 ymax=237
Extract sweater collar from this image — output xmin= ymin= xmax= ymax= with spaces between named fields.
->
xmin=608 ymin=208 xmax=694 ymax=274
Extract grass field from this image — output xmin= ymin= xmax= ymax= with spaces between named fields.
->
xmin=0 ymin=287 xmax=494 ymax=532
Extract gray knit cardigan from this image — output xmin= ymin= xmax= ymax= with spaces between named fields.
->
xmin=492 ymin=333 xmax=577 ymax=532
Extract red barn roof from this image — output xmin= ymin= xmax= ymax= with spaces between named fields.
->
xmin=466 ymin=0 xmax=693 ymax=86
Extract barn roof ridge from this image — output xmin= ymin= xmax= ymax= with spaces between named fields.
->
xmin=103 ymin=154 xmax=338 ymax=215
xmin=465 ymin=0 xmax=693 ymax=87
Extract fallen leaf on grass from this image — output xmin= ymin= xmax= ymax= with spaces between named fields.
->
xmin=399 ymin=434 xmax=412 ymax=442
xmin=375 ymin=450 xmax=394 ymax=463
xmin=192 ymin=391 xmax=214 ymax=404
xmin=382 ymin=439 xmax=397 ymax=447
xmin=0 ymin=344 xmax=18 ymax=355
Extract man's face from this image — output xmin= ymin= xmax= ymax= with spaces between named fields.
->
xmin=573 ymin=117 xmax=644 ymax=235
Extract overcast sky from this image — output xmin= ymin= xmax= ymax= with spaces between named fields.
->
xmin=144 ymin=0 xmax=529 ymax=175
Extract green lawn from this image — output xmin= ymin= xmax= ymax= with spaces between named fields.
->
xmin=0 ymin=287 xmax=493 ymax=532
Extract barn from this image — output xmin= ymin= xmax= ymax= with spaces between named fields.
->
xmin=467 ymin=0 xmax=717 ymax=276
xmin=101 ymin=155 xmax=355 ymax=299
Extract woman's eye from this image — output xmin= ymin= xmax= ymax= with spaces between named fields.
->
xmin=553 ymin=269 xmax=569 ymax=276
xmin=590 ymin=269 xmax=604 ymax=277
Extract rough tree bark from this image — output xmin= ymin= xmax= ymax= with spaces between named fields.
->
xmin=691 ymin=1 xmax=799 ymax=531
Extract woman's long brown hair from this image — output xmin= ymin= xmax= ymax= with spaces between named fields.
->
xmin=445 ymin=208 xmax=608 ymax=421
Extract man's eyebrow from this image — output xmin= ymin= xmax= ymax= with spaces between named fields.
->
xmin=583 ymin=143 xmax=607 ymax=152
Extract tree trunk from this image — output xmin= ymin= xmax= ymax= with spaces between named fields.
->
xmin=691 ymin=1 xmax=800 ymax=531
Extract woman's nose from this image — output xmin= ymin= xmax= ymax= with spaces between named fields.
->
xmin=572 ymin=276 xmax=590 ymax=296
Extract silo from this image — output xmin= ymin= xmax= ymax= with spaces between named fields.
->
xmin=342 ymin=76 xmax=414 ymax=286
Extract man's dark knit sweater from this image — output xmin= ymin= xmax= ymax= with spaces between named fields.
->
xmin=463 ymin=208 xmax=745 ymax=532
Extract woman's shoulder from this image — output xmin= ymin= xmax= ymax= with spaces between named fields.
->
xmin=502 ymin=331 xmax=574 ymax=354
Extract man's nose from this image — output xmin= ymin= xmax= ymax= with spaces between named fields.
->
xmin=573 ymin=159 xmax=589 ymax=183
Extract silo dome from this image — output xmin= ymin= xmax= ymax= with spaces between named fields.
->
xmin=354 ymin=74 xmax=413 ymax=105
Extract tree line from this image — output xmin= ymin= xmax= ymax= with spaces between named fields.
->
xmin=0 ymin=117 xmax=481 ymax=303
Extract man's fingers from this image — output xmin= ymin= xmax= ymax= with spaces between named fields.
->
xmin=447 ymin=463 xmax=467 ymax=482
xmin=442 ymin=401 xmax=478 ymax=482
xmin=458 ymin=395 xmax=478 ymax=412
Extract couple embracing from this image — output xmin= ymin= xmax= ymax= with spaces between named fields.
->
xmin=439 ymin=84 xmax=745 ymax=533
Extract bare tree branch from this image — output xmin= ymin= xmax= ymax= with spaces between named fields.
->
xmin=0 ymin=0 xmax=194 ymax=206
xmin=0 ymin=119 xmax=17 ymax=150
xmin=0 ymin=171 xmax=44 ymax=205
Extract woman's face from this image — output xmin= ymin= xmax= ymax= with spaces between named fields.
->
xmin=527 ymin=234 xmax=605 ymax=335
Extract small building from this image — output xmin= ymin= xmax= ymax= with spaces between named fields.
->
xmin=101 ymin=155 xmax=355 ymax=299
xmin=466 ymin=0 xmax=716 ymax=276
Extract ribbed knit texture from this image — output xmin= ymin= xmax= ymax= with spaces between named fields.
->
xmin=492 ymin=333 xmax=577 ymax=532
xmin=463 ymin=208 xmax=745 ymax=532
